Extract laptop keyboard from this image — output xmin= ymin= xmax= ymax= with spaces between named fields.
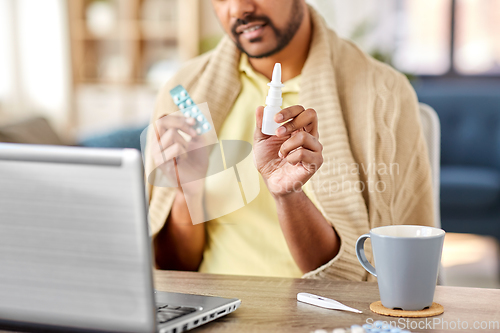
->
xmin=156 ymin=304 xmax=197 ymax=324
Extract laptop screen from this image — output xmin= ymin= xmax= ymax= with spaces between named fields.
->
xmin=0 ymin=144 xmax=156 ymax=333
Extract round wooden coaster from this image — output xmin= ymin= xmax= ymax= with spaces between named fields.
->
xmin=370 ymin=301 xmax=444 ymax=318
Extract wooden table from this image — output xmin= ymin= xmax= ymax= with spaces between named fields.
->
xmin=154 ymin=270 xmax=500 ymax=333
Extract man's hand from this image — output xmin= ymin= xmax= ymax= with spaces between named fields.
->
xmin=151 ymin=115 xmax=209 ymax=197
xmin=254 ymin=105 xmax=323 ymax=197
xmin=254 ymin=105 xmax=339 ymax=273
xmin=152 ymin=115 xmax=207 ymax=270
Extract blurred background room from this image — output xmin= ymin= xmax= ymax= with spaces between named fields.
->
xmin=0 ymin=0 xmax=499 ymax=288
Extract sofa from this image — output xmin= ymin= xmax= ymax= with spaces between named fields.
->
xmin=79 ymin=80 xmax=500 ymax=251
xmin=415 ymin=79 xmax=500 ymax=253
xmin=79 ymin=126 xmax=146 ymax=151
xmin=4 ymin=79 xmax=500 ymax=253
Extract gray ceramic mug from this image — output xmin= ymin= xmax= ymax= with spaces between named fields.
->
xmin=355 ymin=225 xmax=445 ymax=311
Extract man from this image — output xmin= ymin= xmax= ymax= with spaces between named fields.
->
xmin=145 ymin=0 xmax=434 ymax=281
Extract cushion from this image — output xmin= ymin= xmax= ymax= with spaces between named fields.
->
xmin=415 ymin=81 xmax=500 ymax=169
xmin=440 ymin=166 xmax=500 ymax=208
xmin=78 ymin=126 xmax=147 ymax=151
xmin=0 ymin=117 xmax=67 ymax=145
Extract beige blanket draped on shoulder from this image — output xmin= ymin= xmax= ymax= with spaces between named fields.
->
xmin=144 ymin=7 xmax=435 ymax=282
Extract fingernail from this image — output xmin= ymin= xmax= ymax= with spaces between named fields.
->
xmin=276 ymin=126 xmax=286 ymax=136
xmin=275 ymin=113 xmax=284 ymax=122
xmin=278 ymin=150 xmax=283 ymax=158
xmin=187 ymin=118 xmax=195 ymax=125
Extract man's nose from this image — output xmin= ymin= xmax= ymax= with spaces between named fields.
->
xmin=228 ymin=0 xmax=256 ymax=20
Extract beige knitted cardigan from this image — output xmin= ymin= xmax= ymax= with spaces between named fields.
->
xmin=145 ymin=8 xmax=434 ymax=281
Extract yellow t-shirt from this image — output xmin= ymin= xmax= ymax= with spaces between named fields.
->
xmin=198 ymin=54 xmax=305 ymax=277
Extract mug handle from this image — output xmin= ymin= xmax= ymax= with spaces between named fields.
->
xmin=355 ymin=234 xmax=377 ymax=277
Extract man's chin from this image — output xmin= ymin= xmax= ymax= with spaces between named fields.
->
xmin=240 ymin=44 xmax=279 ymax=59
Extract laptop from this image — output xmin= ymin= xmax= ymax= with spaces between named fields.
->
xmin=0 ymin=143 xmax=241 ymax=333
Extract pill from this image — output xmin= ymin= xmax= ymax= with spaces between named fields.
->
xmin=179 ymin=103 xmax=185 ymax=109
xmin=173 ymin=96 xmax=179 ymax=103
xmin=332 ymin=329 xmax=346 ymax=333
xmin=186 ymin=99 xmax=192 ymax=106
xmin=180 ymin=91 xmax=187 ymax=98
xmin=351 ymin=326 xmax=364 ymax=333
xmin=363 ymin=324 xmax=372 ymax=330
xmin=191 ymin=107 xmax=198 ymax=113
xmin=184 ymin=112 xmax=191 ymax=118
xmin=374 ymin=321 xmax=384 ymax=328
xmin=390 ymin=329 xmax=401 ymax=333
xmin=203 ymin=123 xmax=209 ymax=130
xmin=196 ymin=127 xmax=202 ymax=134
xmin=197 ymin=115 xmax=204 ymax=122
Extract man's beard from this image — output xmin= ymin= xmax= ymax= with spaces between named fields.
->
xmin=230 ymin=0 xmax=304 ymax=59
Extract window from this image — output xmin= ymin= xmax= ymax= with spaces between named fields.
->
xmin=0 ymin=0 xmax=13 ymax=104
xmin=0 ymin=0 xmax=71 ymax=130
xmin=454 ymin=0 xmax=500 ymax=75
xmin=394 ymin=0 xmax=500 ymax=76
xmin=309 ymin=0 xmax=500 ymax=77
xmin=392 ymin=0 xmax=452 ymax=75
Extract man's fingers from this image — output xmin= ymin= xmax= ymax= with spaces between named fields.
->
xmin=151 ymin=128 xmax=189 ymax=155
xmin=276 ymin=108 xmax=318 ymax=138
xmin=255 ymin=106 xmax=264 ymax=129
xmin=274 ymin=105 xmax=305 ymax=123
xmin=159 ymin=129 xmax=190 ymax=152
xmin=279 ymin=131 xmax=322 ymax=158
xmin=254 ymin=106 xmax=269 ymax=141
xmin=162 ymin=142 xmax=188 ymax=163
xmin=155 ymin=114 xmax=197 ymax=137
xmin=285 ymin=148 xmax=323 ymax=169
xmin=152 ymin=142 xmax=187 ymax=183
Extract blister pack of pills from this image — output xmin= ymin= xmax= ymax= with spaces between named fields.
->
xmin=314 ymin=321 xmax=412 ymax=333
xmin=169 ymin=85 xmax=211 ymax=135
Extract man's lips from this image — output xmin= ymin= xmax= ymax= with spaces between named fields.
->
xmin=236 ymin=23 xmax=267 ymax=41
xmin=235 ymin=22 xmax=267 ymax=35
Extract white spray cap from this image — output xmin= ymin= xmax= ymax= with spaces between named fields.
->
xmin=271 ymin=63 xmax=282 ymax=85
xmin=265 ymin=63 xmax=284 ymax=107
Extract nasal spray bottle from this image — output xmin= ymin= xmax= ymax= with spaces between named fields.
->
xmin=261 ymin=63 xmax=284 ymax=135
